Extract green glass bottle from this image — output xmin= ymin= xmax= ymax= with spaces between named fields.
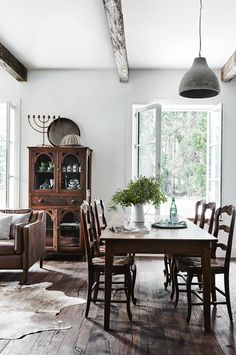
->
xmin=169 ymin=196 xmax=178 ymax=224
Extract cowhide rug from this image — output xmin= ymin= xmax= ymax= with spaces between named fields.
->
xmin=0 ymin=282 xmax=85 ymax=339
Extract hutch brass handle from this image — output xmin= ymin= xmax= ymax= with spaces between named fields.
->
xmin=70 ymin=199 xmax=76 ymax=204
xmin=38 ymin=198 xmax=44 ymax=203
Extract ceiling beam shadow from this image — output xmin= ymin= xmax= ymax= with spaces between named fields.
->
xmin=221 ymin=50 xmax=236 ymax=82
xmin=103 ymin=0 xmax=129 ymax=83
xmin=0 ymin=42 xmax=27 ymax=81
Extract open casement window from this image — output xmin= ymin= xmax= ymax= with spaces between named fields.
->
xmin=132 ymin=104 xmax=161 ymax=179
xmin=206 ymin=103 xmax=222 ymax=207
xmin=0 ymin=101 xmax=19 ymax=208
xmin=132 ymin=102 xmax=222 ymax=216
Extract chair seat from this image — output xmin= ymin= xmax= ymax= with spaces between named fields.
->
xmin=0 ymin=239 xmax=15 ymax=255
xmin=95 ymin=244 xmax=128 ymax=258
xmin=177 ymin=256 xmax=224 ymax=272
xmin=177 ymin=256 xmax=201 ymax=270
xmin=92 ymin=255 xmax=134 ymax=266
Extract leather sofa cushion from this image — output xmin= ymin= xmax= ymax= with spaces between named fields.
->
xmin=0 ymin=239 xmax=15 ymax=255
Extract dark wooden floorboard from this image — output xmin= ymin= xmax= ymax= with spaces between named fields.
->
xmin=0 ymin=257 xmax=236 ymax=354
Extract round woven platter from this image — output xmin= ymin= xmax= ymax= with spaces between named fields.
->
xmin=47 ymin=117 xmax=80 ymax=146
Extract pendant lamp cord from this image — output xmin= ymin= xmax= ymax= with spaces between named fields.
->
xmin=199 ymin=0 xmax=202 ymax=57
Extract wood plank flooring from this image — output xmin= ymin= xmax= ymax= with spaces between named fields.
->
xmin=0 ymin=257 xmax=235 ymax=354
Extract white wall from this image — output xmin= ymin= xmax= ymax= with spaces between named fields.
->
xmin=0 ymin=68 xmax=236 ymax=252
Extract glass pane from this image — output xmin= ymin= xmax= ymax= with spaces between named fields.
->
xmin=35 ymin=154 xmax=55 ymax=190
xmin=61 ymin=153 xmax=81 ymax=190
xmin=8 ymin=177 xmax=14 ymax=208
xmin=209 ymin=110 xmax=221 ymax=145
xmin=207 ymin=180 xmax=220 ymax=205
xmin=46 ymin=212 xmax=53 ymax=248
xmin=138 ymin=109 xmax=156 ymax=144
xmin=207 ymin=105 xmax=222 ymax=207
xmin=9 ymin=106 xmax=15 ymax=177
xmin=138 ymin=144 xmax=155 ymax=177
xmin=160 ymin=111 xmax=207 ymax=216
xmin=0 ymin=103 xmax=7 ymax=207
xmin=161 ymin=111 xmax=207 ymax=198
xmin=60 ymin=211 xmax=80 ymax=247
xmin=208 ymin=117 xmax=212 ymax=145
xmin=208 ymin=145 xmax=219 ymax=180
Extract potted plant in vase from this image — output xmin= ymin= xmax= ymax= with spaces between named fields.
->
xmin=109 ymin=176 xmax=167 ymax=225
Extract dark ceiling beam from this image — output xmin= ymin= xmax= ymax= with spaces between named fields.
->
xmin=0 ymin=42 xmax=27 ymax=81
xmin=221 ymin=50 xmax=236 ymax=82
xmin=103 ymin=0 xmax=129 ymax=83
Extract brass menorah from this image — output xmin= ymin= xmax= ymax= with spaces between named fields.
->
xmin=27 ymin=115 xmax=59 ymax=146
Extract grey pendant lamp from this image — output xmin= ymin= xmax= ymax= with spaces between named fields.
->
xmin=179 ymin=0 xmax=220 ymax=98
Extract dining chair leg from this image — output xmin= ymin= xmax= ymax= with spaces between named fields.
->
xmin=163 ymin=254 xmax=170 ymax=289
xmin=211 ymin=274 xmax=217 ymax=306
xmin=131 ymin=264 xmax=137 ymax=305
xmin=172 ymin=261 xmax=179 ymax=306
xmin=224 ymin=272 xmax=233 ymax=322
xmin=170 ymin=261 xmax=175 ymax=300
xmin=186 ymin=273 xmax=194 ymax=323
xmin=93 ymin=271 xmax=100 ymax=304
xmin=125 ymin=271 xmax=132 ymax=322
xmin=85 ymin=270 xmax=93 ymax=318
xmin=197 ymin=274 xmax=203 ymax=289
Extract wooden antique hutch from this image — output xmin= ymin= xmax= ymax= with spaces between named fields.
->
xmin=28 ymin=146 xmax=92 ymax=256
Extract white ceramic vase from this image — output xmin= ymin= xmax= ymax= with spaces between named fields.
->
xmin=131 ymin=203 xmax=145 ymax=225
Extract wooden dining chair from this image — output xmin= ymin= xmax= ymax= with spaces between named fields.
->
xmin=198 ymin=201 xmax=216 ymax=233
xmin=93 ymin=198 xmax=107 ymax=255
xmin=192 ymin=199 xmax=206 ymax=225
xmin=93 ymin=198 xmax=137 ymax=305
xmin=175 ymin=205 xmax=235 ymax=323
xmin=94 ymin=198 xmax=107 ymax=240
xmin=80 ymin=201 xmax=136 ymax=321
xmin=171 ymin=201 xmax=216 ymax=305
xmin=163 ymin=199 xmax=207 ymax=289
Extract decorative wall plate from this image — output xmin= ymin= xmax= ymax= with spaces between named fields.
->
xmin=47 ymin=118 xmax=80 ymax=146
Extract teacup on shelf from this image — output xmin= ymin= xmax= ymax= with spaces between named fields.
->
xmin=68 ymin=179 xmax=80 ymax=189
xmin=39 ymin=162 xmax=47 ymax=171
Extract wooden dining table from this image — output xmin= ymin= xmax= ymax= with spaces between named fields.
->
xmin=101 ymin=216 xmax=217 ymax=332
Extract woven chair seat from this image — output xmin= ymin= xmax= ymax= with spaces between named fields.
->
xmin=92 ymin=255 xmax=134 ymax=266
xmin=177 ymin=256 xmax=201 ymax=270
xmin=177 ymin=256 xmax=224 ymax=272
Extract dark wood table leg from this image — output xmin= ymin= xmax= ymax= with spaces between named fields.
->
xmin=104 ymin=242 xmax=114 ymax=330
xmin=202 ymin=245 xmax=211 ymax=332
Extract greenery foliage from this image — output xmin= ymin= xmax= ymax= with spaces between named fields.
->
xmin=109 ymin=176 xmax=167 ymax=210
xmin=161 ymin=111 xmax=207 ymax=197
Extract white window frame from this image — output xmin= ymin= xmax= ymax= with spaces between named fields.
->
xmin=132 ymin=103 xmax=161 ymax=179
xmin=206 ymin=103 xmax=223 ymax=207
xmin=0 ymin=99 xmax=20 ymax=208
xmin=132 ymin=103 xmax=223 ymax=212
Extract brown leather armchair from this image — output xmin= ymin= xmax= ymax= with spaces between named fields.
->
xmin=0 ymin=209 xmax=46 ymax=284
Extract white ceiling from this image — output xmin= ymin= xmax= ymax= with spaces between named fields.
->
xmin=0 ymin=0 xmax=235 ymax=70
